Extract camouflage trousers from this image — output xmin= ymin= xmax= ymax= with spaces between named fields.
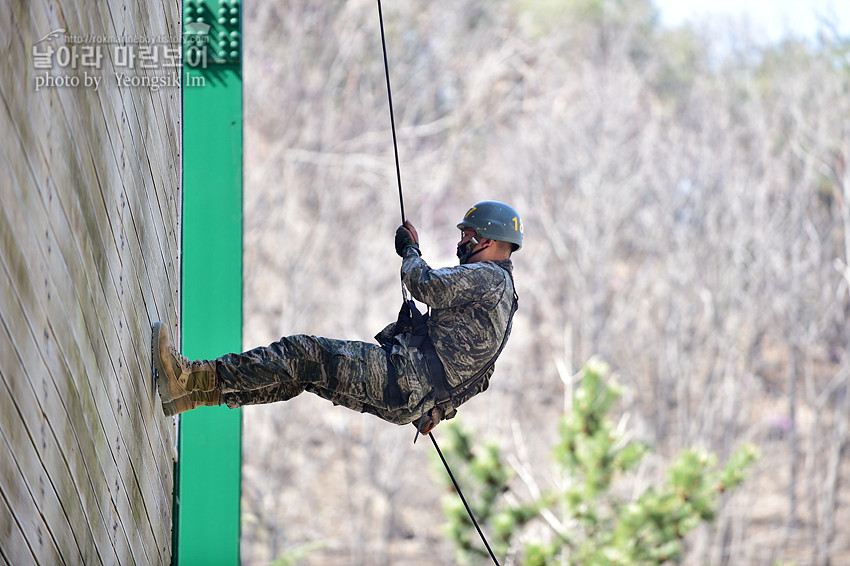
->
xmin=215 ymin=334 xmax=435 ymax=425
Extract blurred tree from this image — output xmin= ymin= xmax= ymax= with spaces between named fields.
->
xmin=431 ymin=360 xmax=758 ymax=565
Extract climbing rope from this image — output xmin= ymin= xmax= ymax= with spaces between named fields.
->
xmin=376 ymin=0 xmax=406 ymax=225
xmin=374 ymin=3 xmax=501 ymax=565
xmin=430 ymin=433 xmax=502 ymax=566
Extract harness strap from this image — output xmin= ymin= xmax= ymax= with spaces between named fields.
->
xmin=418 ymin=337 xmax=448 ymax=391
xmin=382 ymin=344 xmax=404 ymax=410
xmin=381 ymin=271 xmax=518 ymax=418
xmin=429 ymin=269 xmax=518 ymax=412
xmin=429 ymin=289 xmax=517 ymax=412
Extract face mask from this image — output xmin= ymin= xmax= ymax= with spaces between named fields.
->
xmin=456 ymin=234 xmax=481 ymax=264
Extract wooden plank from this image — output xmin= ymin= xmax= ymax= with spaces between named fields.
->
xmin=0 ymin=113 xmax=144 ymax=564
xmin=0 ymin=202 xmax=114 ymax=566
xmin=119 ymin=4 xmax=182 ymax=553
xmin=32 ymin=107 xmax=166 ymax=565
xmin=1 ymin=3 xmax=181 ymax=564
xmin=0 ymin=370 xmax=85 ymax=566
xmin=95 ymin=0 xmax=181 ymax=489
xmin=14 ymin=39 xmax=176 ymax=551
xmin=0 ymin=534 xmax=13 ymax=566
xmin=66 ymin=82 xmax=176 ymax=566
xmin=0 ymin=145 xmax=148 ymax=566
xmin=118 ymin=96 xmax=180 ymax=329
xmin=0 ymin=481 xmax=39 ymax=566
xmin=0 ymin=279 xmax=88 ymax=566
xmin=25 ymin=73 xmax=176 ymax=494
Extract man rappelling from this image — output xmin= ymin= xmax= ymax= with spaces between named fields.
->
xmin=152 ymin=200 xmax=522 ymax=434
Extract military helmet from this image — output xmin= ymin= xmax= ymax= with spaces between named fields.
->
xmin=457 ymin=201 xmax=523 ymax=251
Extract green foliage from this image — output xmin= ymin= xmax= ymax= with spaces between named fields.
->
xmin=431 ymin=360 xmax=758 ymax=565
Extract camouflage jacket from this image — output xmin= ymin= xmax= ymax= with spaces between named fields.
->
xmin=377 ymin=248 xmax=516 ymax=418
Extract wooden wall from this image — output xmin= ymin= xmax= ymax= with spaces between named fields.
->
xmin=0 ymin=1 xmax=181 ymax=564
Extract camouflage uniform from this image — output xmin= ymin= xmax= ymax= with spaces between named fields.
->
xmin=217 ymin=247 xmax=516 ymax=425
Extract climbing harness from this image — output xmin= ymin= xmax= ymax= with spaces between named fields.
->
xmin=429 ymin=283 xmax=518 ymax=416
xmin=391 ymin=276 xmax=518 ymax=432
xmin=377 ymin=274 xmax=517 ymax=437
xmin=374 ymin=3 xmax=503 ymax=564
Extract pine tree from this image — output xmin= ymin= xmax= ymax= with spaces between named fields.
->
xmin=431 ymin=359 xmax=758 ymax=565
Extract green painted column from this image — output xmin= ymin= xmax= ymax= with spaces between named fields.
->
xmin=178 ymin=1 xmax=243 ymax=564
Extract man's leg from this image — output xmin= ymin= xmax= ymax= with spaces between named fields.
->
xmin=216 ymin=335 xmax=432 ymax=425
xmin=218 ymin=382 xmax=304 ymax=408
xmin=216 ymin=335 xmax=391 ymax=412
xmin=154 ymin=325 xmax=432 ymax=424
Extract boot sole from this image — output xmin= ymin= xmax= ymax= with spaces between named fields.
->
xmin=151 ymin=322 xmax=177 ymax=416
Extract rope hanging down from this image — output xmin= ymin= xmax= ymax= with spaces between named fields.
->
xmin=374 ymin=3 xmax=501 ymax=565
xmin=376 ymin=0 xmax=406 ymax=224
xmin=430 ymin=433 xmax=502 ymax=566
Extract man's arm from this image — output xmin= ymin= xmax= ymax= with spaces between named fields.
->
xmin=394 ymin=221 xmax=507 ymax=310
xmin=402 ymin=257 xmax=506 ymax=310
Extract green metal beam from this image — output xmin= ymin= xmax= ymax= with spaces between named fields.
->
xmin=178 ymin=0 xmax=243 ymax=563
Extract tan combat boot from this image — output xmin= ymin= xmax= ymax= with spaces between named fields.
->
xmin=166 ymin=390 xmax=222 ymax=417
xmin=152 ymin=322 xmax=218 ymax=416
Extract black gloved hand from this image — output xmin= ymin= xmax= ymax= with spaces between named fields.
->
xmin=412 ymin=407 xmax=441 ymax=436
xmin=395 ymin=225 xmax=420 ymax=257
